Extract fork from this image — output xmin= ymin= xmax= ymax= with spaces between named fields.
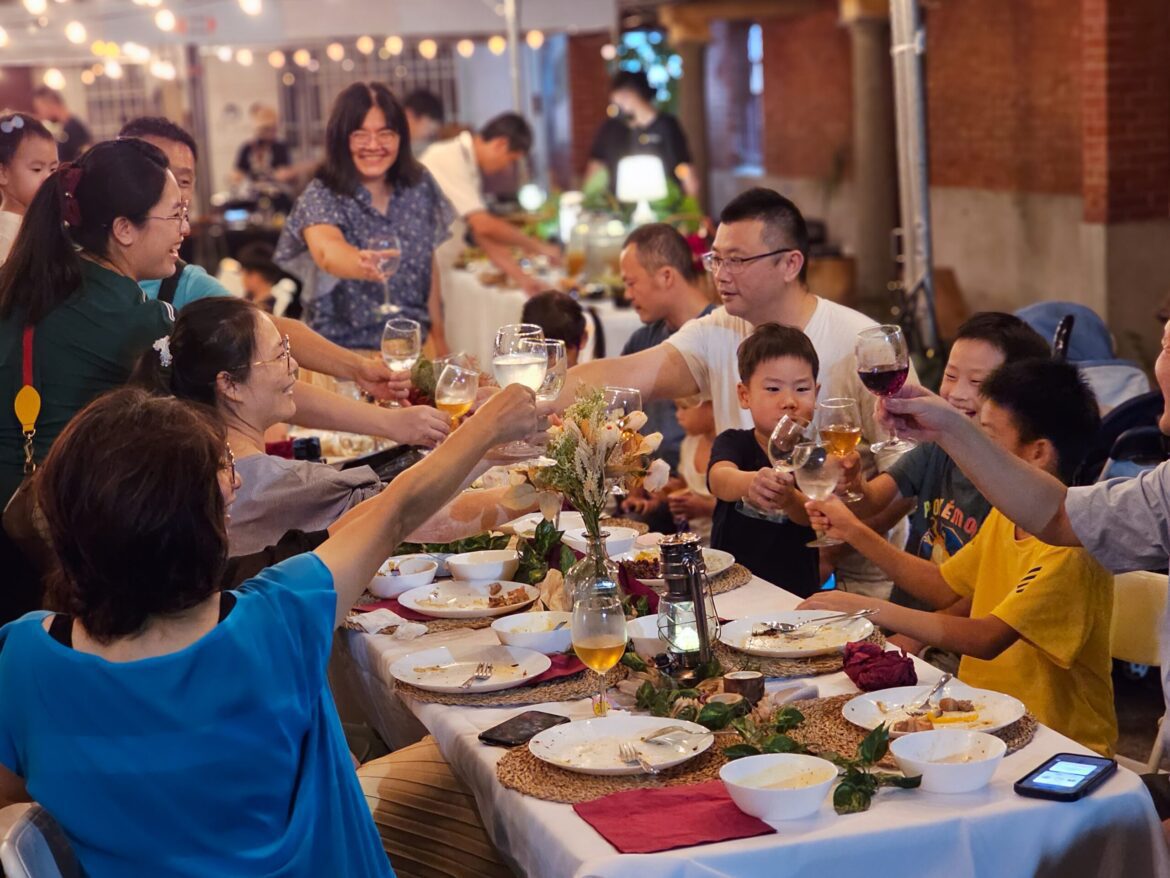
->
xmin=459 ymin=662 xmax=494 ymax=689
xmin=752 ymin=608 xmax=878 ymax=637
xmin=900 ymin=673 xmax=953 ymax=716
xmin=618 ymin=741 xmax=658 ymax=775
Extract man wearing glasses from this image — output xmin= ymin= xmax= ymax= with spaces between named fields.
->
xmin=560 ymin=187 xmax=897 ymax=443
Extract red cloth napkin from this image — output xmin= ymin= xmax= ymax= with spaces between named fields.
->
xmin=842 ymin=641 xmax=917 ymax=691
xmin=265 ymin=439 xmax=294 ymax=459
xmin=573 ymin=779 xmax=775 ymax=854
xmin=351 ymin=597 xmax=431 ymax=622
xmin=526 ymin=652 xmax=586 ymax=685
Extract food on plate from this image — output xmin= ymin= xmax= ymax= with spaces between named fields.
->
xmin=891 ymin=699 xmax=980 ymax=734
xmin=487 ymin=583 xmax=531 ymax=608
xmin=623 ymin=550 xmax=661 ymax=580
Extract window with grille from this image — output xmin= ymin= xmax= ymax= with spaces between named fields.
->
xmin=83 ymin=66 xmax=162 ymax=142
xmin=739 ymin=23 xmax=764 ymax=170
xmin=277 ymin=45 xmax=459 ymax=157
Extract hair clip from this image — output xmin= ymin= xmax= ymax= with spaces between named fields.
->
xmin=153 ymin=336 xmax=173 ymax=368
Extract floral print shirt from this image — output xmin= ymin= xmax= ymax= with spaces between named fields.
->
xmin=276 ymin=172 xmax=453 ymax=349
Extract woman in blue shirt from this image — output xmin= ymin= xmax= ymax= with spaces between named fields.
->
xmin=0 ymin=383 xmax=536 ymax=877
xmin=276 ymin=83 xmax=453 ymax=352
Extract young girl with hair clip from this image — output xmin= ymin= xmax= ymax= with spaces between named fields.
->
xmin=0 ymin=112 xmax=58 ymax=264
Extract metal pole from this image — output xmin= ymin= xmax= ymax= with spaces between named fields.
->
xmin=889 ymin=0 xmax=940 ymax=359
xmin=185 ymin=43 xmax=212 ymax=216
xmin=505 ymin=0 xmax=522 ymax=113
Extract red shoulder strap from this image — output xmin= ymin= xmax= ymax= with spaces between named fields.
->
xmin=22 ymin=325 xmax=33 ymax=387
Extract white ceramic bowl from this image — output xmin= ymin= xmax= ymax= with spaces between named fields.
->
xmin=562 ymin=527 xmax=639 ymax=557
xmin=720 ymin=753 xmax=838 ymax=821
xmin=492 ymin=611 xmax=573 ymax=654
xmin=626 ymin=615 xmax=669 ymax=659
xmin=889 ymin=729 xmax=1006 ymax=794
xmin=369 ymin=556 xmax=438 ymax=598
xmin=446 ymin=549 xmax=520 ymax=582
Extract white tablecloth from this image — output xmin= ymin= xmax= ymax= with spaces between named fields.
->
xmin=335 ymin=579 xmax=1170 ymax=878
xmin=441 ymin=267 xmax=643 ymax=368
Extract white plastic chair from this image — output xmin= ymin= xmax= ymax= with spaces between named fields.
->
xmin=1110 ymin=571 xmax=1169 ymax=773
xmin=0 ymin=804 xmax=79 ymax=878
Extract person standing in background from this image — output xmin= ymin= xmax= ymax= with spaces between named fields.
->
xmin=30 ymin=87 xmax=91 ymax=163
xmin=421 ymin=113 xmax=561 ymax=296
xmin=403 ymin=90 xmax=444 ymax=155
xmin=586 ymin=71 xmax=697 ymax=199
xmin=0 ymin=113 xmax=58 ymax=265
xmin=232 ymin=105 xmax=296 ymax=186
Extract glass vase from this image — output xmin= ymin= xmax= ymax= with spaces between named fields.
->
xmin=563 ymin=530 xmax=625 ymax=608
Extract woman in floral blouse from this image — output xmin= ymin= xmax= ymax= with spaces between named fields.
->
xmin=276 ymin=83 xmax=453 ymax=352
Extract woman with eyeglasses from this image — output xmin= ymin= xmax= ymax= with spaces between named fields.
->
xmin=0 ymin=138 xmax=181 ymax=508
xmin=0 ymin=383 xmax=537 ymax=876
xmin=136 ymin=297 xmax=535 ymax=556
xmin=276 ymin=82 xmax=453 ymax=354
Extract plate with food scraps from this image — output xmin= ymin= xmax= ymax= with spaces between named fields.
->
xmin=503 ymin=511 xmax=587 ymax=538
xmin=843 ymin=680 xmax=1026 ymax=736
xmin=719 ymin=611 xmax=875 ymax=658
xmin=613 ymin=547 xmax=735 ymax=586
xmin=396 ymin=580 xmax=540 ymax=619
xmin=389 ymin=644 xmax=551 ymax=694
xmin=529 ymin=715 xmax=713 ymax=776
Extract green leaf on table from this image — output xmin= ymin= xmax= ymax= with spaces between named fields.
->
xmin=833 ymin=779 xmax=874 ymax=815
xmin=697 ymin=701 xmax=733 ymax=730
xmin=621 ymin=651 xmax=648 ymax=672
xmin=875 ymin=772 xmax=922 ymax=790
xmin=635 ymin=681 xmax=658 ymax=712
xmin=761 ymin=734 xmax=807 ymax=755
xmin=857 ymin=724 xmax=891 ymax=766
xmin=672 ymin=703 xmax=699 ymax=723
xmin=722 ymin=743 xmax=762 ymax=761
xmin=696 ymin=657 xmax=724 ymax=681
xmin=558 ymin=545 xmax=577 ymax=574
xmin=772 ymin=706 xmax=805 ymax=733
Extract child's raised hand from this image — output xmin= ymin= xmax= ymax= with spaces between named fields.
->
xmin=837 ymin=450 xmax=863 ymax=496
xmin=747 ymin=467 xmax=793 ymax=512
xmin=805 ymin=494 xmax=861 ymax=542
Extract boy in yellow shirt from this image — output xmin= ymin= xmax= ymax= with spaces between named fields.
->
xmin=799 ymin=359 xmax=1116 ymax=756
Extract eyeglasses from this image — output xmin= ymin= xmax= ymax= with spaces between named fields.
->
xmin=147 ymin=205 xmax=190 ymax=227
xmin=701 ymin=247 xmax=795 ymax=275
xmin=349 ymin=129 xmax=399 ymax=148
xmin=221 ymin=444 xmax=236 ymax=487
xmin=247 ymin=335 xmax=293 ymax=374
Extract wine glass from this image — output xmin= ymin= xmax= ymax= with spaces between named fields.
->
xmin=434 ymin=362 xmax=478 ymax=427
xmin=855 ymin=325 xmax=915 ymax=454
xmin=369 ymin=233 xmax=402 ymax=316
xmin=817 ymin=398 xmax=864 ymax=502
xmin=571 ymin=593 xmax=628 ymax=717
xmin=381 ymin=318 xmax=421 ymax=409
xmin=791 ymin=440 xmax=844 ymax=548
xmin=766 ymin=414 xmax=811 ymax=474
xmin=492 ymin=324 xmax=547 ymax=457
xmin=603 ymin=386 xmax=642 ymax=499
xmin=536 ymin=339 xmax=568 ymax=403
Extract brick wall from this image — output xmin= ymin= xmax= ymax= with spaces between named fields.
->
xmin=706 ymin=20 xmax=752 ymax=171
xmin=926 ymin=0 xmax=1082 ymax=194
xmin=760 ymin=7 xmax=853 ymax=180
xmin=566 ymin=31 xmax=612 ymax=181
xmin=1081 ymin=0 xmax=1170 ymax=223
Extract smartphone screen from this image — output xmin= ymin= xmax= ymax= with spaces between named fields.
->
xmin=478 ymin=711 xmax=570 ymax=747
xmin=1015 ymin=753 xmax=1117 ymax=801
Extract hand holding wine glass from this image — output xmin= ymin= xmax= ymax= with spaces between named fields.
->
xmin=817 ymin=398 xmax=863 ymax=501
xmin=491 ymin=323 xmax=547 ymax=456
xmin=766 ymin=414 xmax=810 ymax=473
xmin=855 ymin=325 xmax=915 ymax=453
xmin=368 ymin=233 xmax=402 ymax=316
xmin=792 ymin=440 xmax=845 ymax=548
xmin=571 ymin=593 xmax=628 ymax=717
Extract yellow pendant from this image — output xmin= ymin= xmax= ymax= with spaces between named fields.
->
xmin=13 ymin=385 xmax=40 ymax=432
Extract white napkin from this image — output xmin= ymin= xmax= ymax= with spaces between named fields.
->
xmin=768 ymin=681 xmax=820 ymax=703
xmin=347 ymin=609 xmax=427 ymax=640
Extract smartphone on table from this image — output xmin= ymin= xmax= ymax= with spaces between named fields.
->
xmin=478 ymin=711 xmax=570 ymax=747
xmin=1014 ymin=752 xmax=1118 ymax=802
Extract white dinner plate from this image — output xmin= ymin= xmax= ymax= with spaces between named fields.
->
xmin=613 ymin=547 xmax=735 ymax=586
xmin=396 ymin=580 xmax=540 ymax=619
xmin=504 ymin=511 xmax=586 ymax=538
xmin=719 ymin=611 xmax=875 ymax=658
xmin=529 ymin=715 xmax=713 ymax=776
xmin=389 ymin=644 xmax=551 ymax=694
xmin=843 ymin=681 xmax=1026 ymax=735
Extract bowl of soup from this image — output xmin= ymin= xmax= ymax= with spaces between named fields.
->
xmin=720 ymin=753 xmax=838 ymax=821
xmin=889 ymin=729 xmax=1006 ymax=793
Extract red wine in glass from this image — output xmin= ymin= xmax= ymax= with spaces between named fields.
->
xmin=858 ymin=365 xmax=910 ymax=397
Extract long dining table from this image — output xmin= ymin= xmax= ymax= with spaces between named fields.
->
xmin=332 ymin=575 xmax=1170 ymax=878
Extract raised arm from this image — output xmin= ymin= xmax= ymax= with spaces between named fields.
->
xmin=315 ymin=385 xmax=535 ymax=626
xmin=290 ymin=381 xmax=451 ymax=448
xmin=273 ymin=315 xmax=409 ymax=401
xmin=302 ymin=224 xmax=386 ymax=282
xmin=882 ymin=386 xmax=1078 ymax=546
xmin=554 ymin=343 xmax=701 ymax=413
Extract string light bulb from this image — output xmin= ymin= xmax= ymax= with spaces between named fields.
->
xmin=326 ymin=42 xmax=344 ymax=62
xmin=22 ymin=0 xmax=47 ymax=16
xmin=0 ymin=27 xmax=9 ymax=49
xmin=292 ymin=48 xmax=310 ymax=67
xmin=267 ymin=49 xmax=285 ymax=68
xmin=385 ymin=35 xmax=403 ymax=55
xmin=43 ymin=67 xmax=66 ymax=90
xmin=104 ymin=59 xmax=123 ymax=79
xmin=216 ymin=45 xmax=232 ymax=62
xmin=418 ymin=39 xmax=437 ymax=60
xmin=356 ymin=35 xmax=374 ymax=55
xmin=456 ymin=39 xmax=474 ymax=58
xmin=238 ymin=0 xmax=262 ymax=15
xmin=525 ymin=30 xmax=544 ymax=50
xmin=235 ymin=48 xmax=253 ymax=66
xmin=488 ymin=35 xmax=506 ymax=55
xmin=81 ymin=69 xmax=96 ymax=85
xmin=64 ymin=21 xmax=87 ymax=45
xmin=154 ymin=9 xmax=176 ymax=32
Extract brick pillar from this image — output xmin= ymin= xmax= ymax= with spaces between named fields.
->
xmin=567 ymin=32 xmax=612 ymax=183
xmin=705 ymin=21 xmax=752 ymax=171
xmin=1081 ymin=0 xmax=1170 ymax=223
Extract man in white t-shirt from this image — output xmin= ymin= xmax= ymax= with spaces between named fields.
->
xmin=560 ymin=187 xmax=901 ymax=441
xmin=421 ymin=113 xmax=560 ymax=296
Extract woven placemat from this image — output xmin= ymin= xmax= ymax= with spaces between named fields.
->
xmin=712 ymin=630 xmax=887 ymax=678
xmin=709 ymin=563 xmax=752 ymax=595
xmin=497 ymin=730 xmax=739 ymax=804
xmin=394 ymin=663 xmax=629 ymax=707
xmin=785 ymin=694 xmax=1038 ymax=767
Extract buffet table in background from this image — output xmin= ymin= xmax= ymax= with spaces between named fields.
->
xmin=331 ymin=577 xmax=1170 ymax=878
xmin=441 ymin=266 xmax=644 ymax=368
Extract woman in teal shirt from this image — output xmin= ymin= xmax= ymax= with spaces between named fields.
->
xmin=0 ymin=383 xmax=536 ymax=876
xmin=0 ymin=138 xmax=181 ymax=504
